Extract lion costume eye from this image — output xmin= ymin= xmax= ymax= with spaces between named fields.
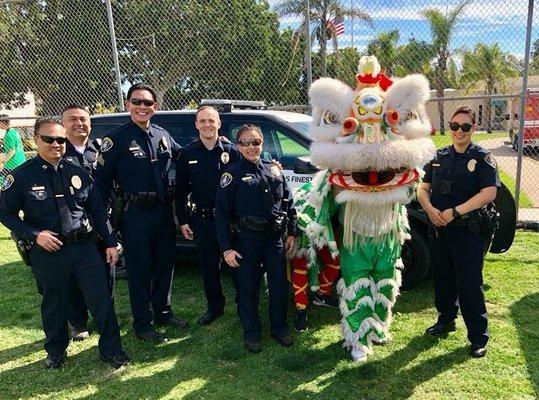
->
xmin=374 ymin=106 xmax=382 ymax=115
xmin=358 ymin=107 xmax=367 ymax=116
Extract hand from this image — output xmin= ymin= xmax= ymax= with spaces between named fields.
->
xmin=285 ymin=235 xmax=295 ymax=254
xmin=106 ymin=247 xmax=118 ymax=267
xmin=224 ymin=250 xmax=242 ymax=268
xmin=36 ymin=230 xmax=63 ymax=252
xmin=426 ymin=207 xmax=447 ymax=227
xmin=180 ymin=224 xmax=194 ymax=241
xmin=270 ymin=159 xmax=283 ymax=170
xmin=441 ymin=209 xmax=455 ymax=224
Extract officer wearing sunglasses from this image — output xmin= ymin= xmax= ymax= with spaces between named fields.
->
xmin=0 ymin=117 xmax=129 ymax=369
xmin=94 ymin=83 xmax=187 ymax=344
xmin=215 ymin=124 xmax=297 ymax=354
xmin=417 ymin=106 xmax=499 ymax=358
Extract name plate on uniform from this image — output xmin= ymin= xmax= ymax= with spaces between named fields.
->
xmin=188 ymin=160 xmax=198 ymax=164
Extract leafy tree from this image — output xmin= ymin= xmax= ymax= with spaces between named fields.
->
xmin=460 ymin=43 xmax=518 ymax=132
xmin=395 ymin=38 xmax=434 ymax=77
xmin=367 ymin=30 xmax=400 ymax=76
xmin=530 ymin=38 xmax=539 ymax=75
xmin=275 ymin=0 xmax=372 ymax=77
xmin=423 ymin=0 xmax=472 ymax=134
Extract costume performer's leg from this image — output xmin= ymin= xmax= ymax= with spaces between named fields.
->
xmin=290 ymin=256 xmax=309 ymax=310
xmin=316 ymin=247 xmax=340 ymax=296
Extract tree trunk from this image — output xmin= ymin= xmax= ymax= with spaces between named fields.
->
xmin=437 ymin=53 xmax=447 ymax=135
xmin=485 ymin=82 xmax=494 ymax=133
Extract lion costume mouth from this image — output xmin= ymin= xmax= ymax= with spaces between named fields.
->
xmin=329 ymin=168 xmax=419 ymax=192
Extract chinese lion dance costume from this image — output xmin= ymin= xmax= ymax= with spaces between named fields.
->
xmin=291 ymin=56 xmax=435 ymax=361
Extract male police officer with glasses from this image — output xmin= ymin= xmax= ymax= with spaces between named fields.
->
xmin=94 ymin=83 xmax=187 ymax=344
xmin=0 ymin=117 xmax=128 ymax=369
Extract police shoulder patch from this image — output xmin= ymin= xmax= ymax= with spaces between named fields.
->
xmin=220 ymin=172 xmax=233 ymax=188
xmin=1 ymin=174 xmax=14 ymax=191
xmin=484 ymin=153 xmax=497 ymax=169
xmin=101 ymin=137 xmax=113 ymax=152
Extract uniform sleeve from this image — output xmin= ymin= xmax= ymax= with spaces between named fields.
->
xmin=170 ymin=136 xmax=182 ymax=160
xmin=175 ymin=150 xmax=191 ymax=225
xmin=477 ymin=153 xmax=499 ymax=189
xmin=423 ymin=159 xmax=433 ymax=184
xmin=0 ymin=176 xmax=41 ymax=241
xmin=94 ymin=135 xmax=119 ymax=205
xmin=84 ymin=176 xmax=117 ymax=248
xmin=282 ymin=178 xmax=297 ymax=237
xmin=215 ymin=173 xmax=235 ymax=252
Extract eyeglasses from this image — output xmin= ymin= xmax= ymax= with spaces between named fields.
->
xmin=129 ymin=98 xmax=155 ymax=107
xmin=449 ymin=122 xmax=473 ymax=133
xmin=238 ymin=138 xmax=262 ymax=147
xmin=38 ymin=135 xmax=67 ymax=145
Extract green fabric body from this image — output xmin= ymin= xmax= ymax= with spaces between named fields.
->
xmin=4 ymin=128 xmax=26 ymax=170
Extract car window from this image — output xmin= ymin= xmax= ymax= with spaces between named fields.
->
xmin=152 ymin=116 xmax=198 ymax=147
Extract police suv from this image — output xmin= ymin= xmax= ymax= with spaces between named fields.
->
xmin=90 ymin=100 xmax=515 ymax=290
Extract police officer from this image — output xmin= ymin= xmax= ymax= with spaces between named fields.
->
xmin=417 ymin=106 xmax=498 ymax=358
xmin=176 ymin=106 xmax=241 ymax=325
xmin=94 ymin=83 xmax=186 ymax=343
xmin=61 ymin=104 xmax=100 ymax=341
xmin=0 ymin=117 xmax=128 ymax=369
xmin=215 ymin=124 xmax=297 ymax=353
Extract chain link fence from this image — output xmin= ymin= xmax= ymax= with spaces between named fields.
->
xmin=0 ymin=0 xmax=537 ymax=221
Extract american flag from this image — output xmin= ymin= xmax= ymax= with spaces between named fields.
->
xmin=327 ymin=17 xmax=345 ymax=36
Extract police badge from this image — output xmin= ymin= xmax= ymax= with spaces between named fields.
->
xmin=221 ymin=152 xmax=230 ymax=164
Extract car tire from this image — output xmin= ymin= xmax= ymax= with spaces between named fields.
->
xmin=400 ymin=225 xmax=430 ymax=291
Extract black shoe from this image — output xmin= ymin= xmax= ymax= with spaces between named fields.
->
xmin=70 ymin=326 xmax=89 ymax=341
xmin=425 ymin=320 xmax=456 ymax=337
xmin=470 ymin=345 xmax=487 ymax=358
xmin=44 ymin=352 xmax=66 ymax=369
xmin=311 ymin=293 xmax=339 ymax=308
xmin=136 ymin=329 xmax=168 ymax=343
xmin=197 ymin=309 xmax=224 ymax=326
xmin=271 ymin=333 xmax=294 ymax=347
xmin=156 ymin=314 xmax=189 ymax=328
xmin=101 ymin=351 xmax=130 ymax=368
xmin=244 ymin=339 xmax=262 ymax=353
xmin=295 ymin=309 xmax=309 ymax=332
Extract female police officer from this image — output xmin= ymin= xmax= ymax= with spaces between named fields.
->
xmin=215 ymin=124 xmax=297 ymax=353
xmin=417 ymin=106 xmax=498 ymax=358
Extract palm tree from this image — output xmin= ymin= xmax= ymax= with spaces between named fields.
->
xmin=460 ymin=43 xmax=518 ymax=132
xmin=423 ymin=0 xmax=472 ymax=134
xmin=367 ymin=30 xmax=400 ymax=76
xmin=275 ymin=0 xmax=373 ymax=77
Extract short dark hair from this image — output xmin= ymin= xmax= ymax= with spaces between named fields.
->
xmin=236 ymin=124 xmax=263 ymax=141
xmin=0 ymin=114 xmax=9 ymax=125
xmin=127 ymin=83 xmax=157 ymax=102
xmin=195 ymin=105 xmax=219 ymax=120
xmin=61 ymin=104 xmax=89 ymax=118
xmin=451 ymin=106 xmax=476 ymax=125
xmin=34 ymin=116 xmax=64 ymax=135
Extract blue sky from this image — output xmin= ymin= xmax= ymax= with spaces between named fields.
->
xmin=273 ymin=0 xmax=537 ymax=59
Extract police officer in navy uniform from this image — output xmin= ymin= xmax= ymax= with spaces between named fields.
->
xmin=417 ymin=106 xmax=498 ymax=358
xmin=215 ymin=124 xmax=297 ymax=353
xmin=61 ymin=105 xmax=101 ymax=341
xmin=94 ymin=83 xmax=187 ymax=343
xmin=0 ymin=117 xmax=128 ymax=369
xmin=176 ymin=106 xmax=241 ymax=326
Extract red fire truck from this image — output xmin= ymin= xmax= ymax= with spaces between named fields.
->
xmin=508 ymin=88 xmax=539 ymax=152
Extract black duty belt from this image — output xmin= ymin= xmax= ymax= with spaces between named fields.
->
xmin=124 ymin=191 xmax=161 ymax=209
xmin=447 ymin=210 xmax=481 ymax=228
xmin=60 ymin=229 xmax=94 ymax=244
xmin=192 ymin=205 xmax=215 ymax=219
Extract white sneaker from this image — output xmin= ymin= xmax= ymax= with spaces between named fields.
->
xmin=351 ymin=347 xmax=368 ymax=362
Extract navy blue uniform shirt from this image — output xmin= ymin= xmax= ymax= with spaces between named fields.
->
xmin=423 ymin=143 xmax=499 ymax=211
xmin=215 ymin=157 xmax=297 ymax=252
xmin=175 ymin=138 xmax=240 ymax=225
xmin=64 ymin=139 xmax=101 ymax=175
xmin=0 ymin=156 xmax=116 ymax=247
xmin=94 ymin=121 xmax=181 ymax=204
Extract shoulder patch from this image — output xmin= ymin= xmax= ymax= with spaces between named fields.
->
xmin=1 ymin=174 xmax=14 ymax=191
xmin=484 ymin=153 xmax=497 ymax=169
xmin=101 ymin=137 xmax=113 ymax=152
xmin=220 ymin=172 xmax=233 ymax=188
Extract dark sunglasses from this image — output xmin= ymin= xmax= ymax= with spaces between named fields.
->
xmin=449 ymin=122 xmax=473 ymax=133
xmin=38 ymin=135 xmax=67 ymax=145
xmin=238 ymin=138 xmax=262 ymax=147
xmin=129 ymin=98 xmax=155 ymax=107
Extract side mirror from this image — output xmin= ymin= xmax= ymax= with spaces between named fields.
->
xmin=294 ymin=156 xmax=318 ymax=174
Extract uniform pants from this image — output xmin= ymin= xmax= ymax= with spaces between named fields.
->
xmin=29 ymin=243 xmax=122 ymax=357
xmin=430 ymin=227 xmax=489 ymax=347
xmin=191 ymin=215 xmax=225 ymax=313
xmin=235 ymin=232 xmax=289 ymax=341
xmin=121 ymin=204 xmax=175 ymax=334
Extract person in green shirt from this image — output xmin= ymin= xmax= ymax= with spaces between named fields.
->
xmin=0 ymin=115 xmax=26 ymax=182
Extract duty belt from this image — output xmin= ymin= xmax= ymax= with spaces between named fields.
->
xmin=59 ymin=228 xmax=94 ymax=244
xmin=192 ymin=205 xmax=215 ymax=219
xmin=124 ymin=191 xmax=161 ymax=209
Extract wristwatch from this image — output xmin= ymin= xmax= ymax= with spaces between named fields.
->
xmin=452 ymin=207 xmax=460 ymax=219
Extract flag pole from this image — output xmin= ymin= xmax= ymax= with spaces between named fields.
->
xmin=351 ymin=0 xmax=354 ymax=48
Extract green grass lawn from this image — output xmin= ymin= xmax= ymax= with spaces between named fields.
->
xmin=0 ymin=225 xmax=537 ymax=399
